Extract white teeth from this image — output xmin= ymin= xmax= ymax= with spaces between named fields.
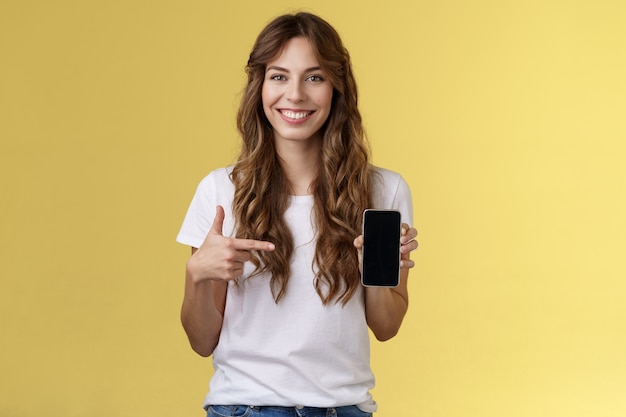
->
xmin=281 ymin=110 xmax=309 ymax=119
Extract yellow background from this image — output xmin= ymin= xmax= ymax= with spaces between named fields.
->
xmin=1 ymin=1 xmax=625 ymax=416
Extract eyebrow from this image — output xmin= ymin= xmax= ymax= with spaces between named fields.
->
xmin=266 ymin=65 xmax=322 ymax=73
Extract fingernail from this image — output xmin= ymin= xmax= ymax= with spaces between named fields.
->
xmin=268 ymin=243 xmax=275 ymax=250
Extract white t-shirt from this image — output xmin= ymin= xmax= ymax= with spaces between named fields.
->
xmin=176 ymin=166 xmax=413 ymax=412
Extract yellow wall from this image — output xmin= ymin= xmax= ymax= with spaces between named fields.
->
xmin=1 ymin=1 xmax=625 ymax=416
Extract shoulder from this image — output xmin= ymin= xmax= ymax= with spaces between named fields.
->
xmin=188 ymin=165 xmax=237 ymax=215
xmin=192 ymin=166 xmax=235 ymax=199
xmin=371 ymin=165 xmax=410 ymax=197
xmin=370 ymin=165 xmax=413 ymax=223
xmin=197 ymin=166 xmax=234 ymax=189
xmin=371 ymin=165 xmax=404 ymax=186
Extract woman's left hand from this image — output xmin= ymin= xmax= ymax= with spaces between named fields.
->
xmin=355 ymin=223 xmax=418 ymax=341
xmin=399 ymin=223 xmax=418 ymax=269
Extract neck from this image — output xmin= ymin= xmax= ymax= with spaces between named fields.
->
xmin=275 ymin=136 xmax=321 ymax=196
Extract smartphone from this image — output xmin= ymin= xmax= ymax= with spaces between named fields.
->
xmin=361 ymin=209 xmax=402 ymax=287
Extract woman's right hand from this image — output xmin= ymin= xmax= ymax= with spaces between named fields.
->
xmin=186 ymin=205 xmax=275 ymax=283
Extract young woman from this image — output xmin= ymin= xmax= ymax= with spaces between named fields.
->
xmin=177 ymin=12 xmax=418 ymax=417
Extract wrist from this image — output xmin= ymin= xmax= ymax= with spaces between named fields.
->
xmin=186 ymin=256 xmax=210 ymax=285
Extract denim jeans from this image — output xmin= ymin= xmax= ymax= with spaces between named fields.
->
xmin=206 ymin=405 xmax=373 ymax=417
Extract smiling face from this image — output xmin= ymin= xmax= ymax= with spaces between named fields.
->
xmin=261 ymin=37 xmax=334 ymax=146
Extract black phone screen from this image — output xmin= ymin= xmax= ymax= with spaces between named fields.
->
xmin=361 ymin=209 xmax=401 ymax=287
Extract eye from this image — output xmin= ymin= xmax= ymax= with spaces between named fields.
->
xmin=269 ymin=74 xmax=286 ymax=81
xmin=306 ymin=74 xmax=325 ymax=82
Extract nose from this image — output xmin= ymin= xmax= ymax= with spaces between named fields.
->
xmin=286 ymin=80 xmax=306 ymax=102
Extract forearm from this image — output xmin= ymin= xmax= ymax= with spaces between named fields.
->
xmin=364 ymin=271 xmax=409 ymax=341
xmin=180 ymin=269 xmax=224 ymax=357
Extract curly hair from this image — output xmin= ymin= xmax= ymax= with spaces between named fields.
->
xmin=231 ymin=12 xmax=373 ymax=304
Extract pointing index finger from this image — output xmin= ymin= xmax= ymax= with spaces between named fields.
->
xmin=232 ymin=238 xmax=275 ymax=252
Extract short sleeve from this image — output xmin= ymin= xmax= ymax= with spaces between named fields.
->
xmin=176 ymin=167 xmax=235 ymax=248
xmin=372 ymin=167 xmax=414 ymax=227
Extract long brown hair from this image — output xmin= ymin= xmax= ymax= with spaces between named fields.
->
xmin=231 ymin=12 xmax=373 ymax=304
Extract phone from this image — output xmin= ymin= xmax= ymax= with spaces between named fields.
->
xmin=361 ymin=209 xmax=402 ymax=287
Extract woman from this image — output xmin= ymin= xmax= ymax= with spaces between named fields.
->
xmin=177 ymin=12 xmax=418 ymax=417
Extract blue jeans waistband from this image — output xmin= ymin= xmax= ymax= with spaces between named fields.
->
xmin=206 ymin=404 xmax=372 ymax=417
